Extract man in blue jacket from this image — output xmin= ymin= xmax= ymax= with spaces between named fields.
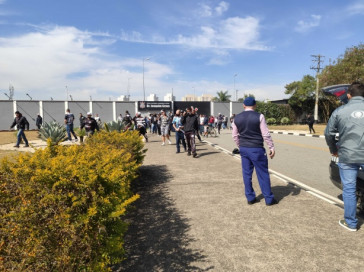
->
xmin=325 ymin=81 xmax=364 ymax=232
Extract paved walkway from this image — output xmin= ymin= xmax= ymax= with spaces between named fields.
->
xmin=117 ymin=133 xmax=364 ymax=272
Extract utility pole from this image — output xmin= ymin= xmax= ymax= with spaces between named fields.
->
xmin=310 ymin=54 xmax=324 ymax=123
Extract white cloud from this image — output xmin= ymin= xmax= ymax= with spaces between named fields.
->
xmin=346 ymin=2 xmax=364 ymax=15
xmin=198 ymin=1 xmax=229 ymax=17
xmin=295 ymin=14 xmax=321 ymax=33
xmin=0 ymin=25 xmax=173 ymax=101
xmin=215 ymin=1 xmax=229 ymax=16
xmin=199 ymin=3 xmax=212 ymax=17
xmin=121 ymin=16 xmax=269 ymax=51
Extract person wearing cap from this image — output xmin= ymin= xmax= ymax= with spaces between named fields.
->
xmin=81 ymin=112 xmax=99 ymax=136
xmin=232 ymin=96 xmax=277 ymax=206
xmin=10 ymin=111 xmax=30 ymax=148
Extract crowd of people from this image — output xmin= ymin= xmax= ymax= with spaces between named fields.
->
xmin=6 ymin=81 xmax=364 ymax=232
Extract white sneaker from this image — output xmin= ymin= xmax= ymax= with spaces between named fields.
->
xmin=74 ymin=138 xmax=78 ymax=142
xmin=168 ymin=140 xmax=172 ymax=145
xmin=161 ymin=142 xmax=165 ymax=146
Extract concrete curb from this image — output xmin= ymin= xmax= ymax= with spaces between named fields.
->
xmin=269 ymin=130 xmax=325 ymax=138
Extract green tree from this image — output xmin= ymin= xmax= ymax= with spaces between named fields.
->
xmin=319 ymin=44 xmax=364 ymax=87
xmin=284 ymin=75 xmax=316 ymax=108
xmin=213 ymin=90 xmax=231 ymax=102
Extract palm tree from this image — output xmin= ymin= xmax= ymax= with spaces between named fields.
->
xmin=213 ymin=90 xmax=231 ymax=102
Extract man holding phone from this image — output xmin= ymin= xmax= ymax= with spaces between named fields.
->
xmin=232 ymin=97 xmax=277 ymax=206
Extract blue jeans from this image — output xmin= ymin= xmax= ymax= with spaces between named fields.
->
xmin=16 ymin=129 xmax=28 ymax=146
xmin=66 ymin=124 xmax=77 ymax=140
xmin=175 ymin=131 xmax=186 ymax=152
xmin=338 ymin=162 xmax=364 ymax=228
xmin=239 ymin=147 xmax=274 ymax=204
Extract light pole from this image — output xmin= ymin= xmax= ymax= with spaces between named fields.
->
xmin=234 ymin=74 xmax=238 ymax=101
xmin=26 ymin=93 xmax=33 ymax=100
xmin=143 ymin=58 xmax=150 ymax=101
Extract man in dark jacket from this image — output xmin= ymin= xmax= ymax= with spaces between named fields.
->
xmin=81 ymin=112 xmax=99 ymax=136
xmin=10 ymin=111 xmax=30 ymax=148
xmin=181 ymin=107 xmax=199 ymax=157
xmin=36 ymin=113 xmax=42 ymax=129
xmin=307 ymin=113 xmax=315 ymax=134
xmin=79 ymin=113 xmax=86 ymax=128
xmin=325 ymin=81 xmax=364 ymax=232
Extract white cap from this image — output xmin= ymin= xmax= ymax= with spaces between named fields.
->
xmin=87 ymin=112 xmax=92 ymax=115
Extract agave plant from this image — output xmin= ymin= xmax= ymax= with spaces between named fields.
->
xmin=39 ymin=121 xmax=67 ymax=145
xmin=104 ymin=121 xmax=125 ymax=132
xmin=74 ymin=127 xmax=86 ymax=137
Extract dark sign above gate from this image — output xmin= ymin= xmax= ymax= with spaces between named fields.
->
xmin=138 ymin=101 xmax=172 ymax=111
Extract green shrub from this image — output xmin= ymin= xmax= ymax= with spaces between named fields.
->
xmin=266 ymin=118 xmax=277 ymax=125
xmin=280 ymin=117 xmax=290 ymax=125
xmin=0 ymin=130 xmax=145 ymax=271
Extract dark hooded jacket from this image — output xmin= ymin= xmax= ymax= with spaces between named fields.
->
xmin=10 ymin=114 xmax=29 ymax=130
xmin=181 ymin=113 xmax=198 ymax=132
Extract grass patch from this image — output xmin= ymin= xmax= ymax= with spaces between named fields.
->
xmin=268 ymin=124 xmax=327 ymax=135
xmin=0 ymin=130 xmax=39 ymax=145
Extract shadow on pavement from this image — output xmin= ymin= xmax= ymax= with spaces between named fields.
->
xmin=115 ymin=165 xmax=212 ymax=272
xmin=254 ymin=183 xmax=301 ymax=203
xmin=197 ymin=151 xmax=220 ymax=158
xmin=271 ymin=183 xmax=301 ymax=202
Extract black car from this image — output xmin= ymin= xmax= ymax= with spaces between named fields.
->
xmin=323 ymin=84 xmax=364 ymax=211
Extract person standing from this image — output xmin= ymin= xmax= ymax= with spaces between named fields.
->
xmin=81 ymin=112 xmax=99 ymax=136
xmin=10 ymin=111 xmax=30 ymax=148
xmin=79 ymin=113 xmax=86 ymax=128
xmin=172 ymin=109 xmax=187 ymax=153
xmin=123 ymin=111 xmax=133 ymax=130
xmin=160 ymin=111 xmax=172 ymax=145
xmin=181 ymin=107 xmax=198 ymax=157
xmin=325 ymin=82 xmax=364 ymax=232
xmin=135 ymin=112 xmax=148 ymax=142
xmin=117 ymin=114 xmax=123 ymax=122
xmin=232 ymin=97 xmax=277 ymax=206
xmin=64 ymin=109 xmax=78 ymax=142
xmin=36 ymin=113 xmax=42 ymax=129
xmin=307 ymin=113 xmax=315 ymax=134
xmin=230 ymin=114 xmax=236 ymax=130
xmin=217 ymin=113 xmax=223 ymax=134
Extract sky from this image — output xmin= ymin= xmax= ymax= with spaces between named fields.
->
xmin=0 ymin=0 xmax=363 ymax=101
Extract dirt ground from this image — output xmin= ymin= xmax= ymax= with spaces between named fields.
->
xmin=268 ymin=124 xmax=326 ymax=135
xmin=0 ymin=130 xmax=40 ymax=145
xmin=0 ymin=131 xmax=39 ymax=160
